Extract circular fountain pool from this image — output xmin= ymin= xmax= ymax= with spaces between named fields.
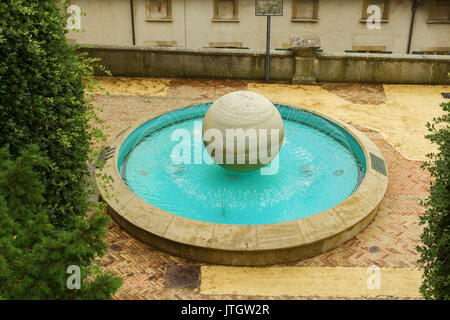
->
xmin=120 ymin=104 xmax=364 ymax=225
xmin=98 ymin=102 xmax=388 ymax=265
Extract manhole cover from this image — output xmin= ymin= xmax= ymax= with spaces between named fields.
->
xmin=441 ymin=92 xmax=450 ymax=99
xmin=369 ymin=246 xmax=379 ymax=253
xmin=110 ymin=244 xmax=122 ymax=251
xmin=164 ymin=265 xmax=200 ymax=289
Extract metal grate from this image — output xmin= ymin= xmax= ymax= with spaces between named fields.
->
xmin=164 ymin=265 xmax=200 ymax=289
xmin=442 ymin=92 xmax=450 ymax=99
xmin=370 ymin=152 xmax=387 ymax=176
xmin=98 ymin=146 xmax=115 ymax=163
xmin=110 ymin=244 xmax=122 ymax=252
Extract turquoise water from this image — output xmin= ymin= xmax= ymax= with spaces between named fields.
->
xmin=119 ymin=104 xmax=365 ymax=225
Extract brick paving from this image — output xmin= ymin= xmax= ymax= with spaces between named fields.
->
xmin=94 ymin=81 xmax=430 ymax=300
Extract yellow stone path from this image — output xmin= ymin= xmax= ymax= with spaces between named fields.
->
xmin=200 ymin=266 xmax=423 ymax=298
xmin=92 ymin=76 xmax=171 ymax=96
xmin=248 ymin=83 xmax=449 ymax=161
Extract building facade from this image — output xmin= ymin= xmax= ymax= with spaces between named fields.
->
xmin=66 ymin=0 xmax=450 ymax=54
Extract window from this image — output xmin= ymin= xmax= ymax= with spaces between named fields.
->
xmin=144 ymin=41 xmax=177 ymax=47
xmin=213 ymin=0 xmax=239 ymax=22
xmin=351 ymin=45 xmax=386 ymax=53
xmin=423 ymin=47 xmax=450 ymax=55
xmin=361 ymin=0 xmax=390 ymax=22
xmin=209 ymin=42 xmax=243 ymax=48
xmin=146 ymin=0 xmax=172 ymax=21
xmin=292 ymin=0 xmax=319 ymax=22
xmin=427 ymin=0 xmax=450 ymax=23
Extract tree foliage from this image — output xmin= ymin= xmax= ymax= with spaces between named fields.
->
xmin=418 ymin=100 xmax=450 ymax=300
xmin=0 ymin=0 xmax=104 ymax=228
xmin=0 ymin=146 xmax=122 ymax=299
xmin=0 ymin=0 xmax=121 ymax=298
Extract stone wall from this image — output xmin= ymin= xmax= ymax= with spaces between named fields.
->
xmin=82 ymin=45 xmax=294 ymax=81
xmin=316 ymin=53 xmax=450 ymax=84
xmin=79 ymin=45 xmax=450 ymax=84
xmin=66 ymin=0 xmax=450 ymax=54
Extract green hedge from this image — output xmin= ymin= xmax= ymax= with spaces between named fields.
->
xmin=0 ymin=146 xmax=122 ymax=299
xmin=0 ymin=0 xmax=121 ymax=298
xmin=0 ymin=0 xmax=103 ymax=228
xmin=418 ymin=100 xmax=450 ymax=300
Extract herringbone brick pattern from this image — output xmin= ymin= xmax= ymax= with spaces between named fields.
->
xmin=94 ymin=81 xmax=430 ymax=299
xmin=100 ymin=126 xmax=429 ymax=300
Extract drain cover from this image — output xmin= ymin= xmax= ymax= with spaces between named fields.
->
xmin=139 ymin=169 xmax=149 ymax=176
xmin=301 ymin=164 xmax=312 ymax=175
xmin=227 ymin=174 xmax=239 ymax=180
xmin=333 ymin=169 xmax=344 ymax=176
xmin=441 ymin=92 xmax=450 ymax=99
xmin=369 ymin=153 xmax=387 ymax=176
xmin=164 ymin=265 xmax=200 ymax=289
xmin=98 ymin=146 xmax=115 ymax=164
xmin=369 ymin=246 xmax=379 ymax=253
xmin=110 ymin=244 xmax=122 ymax=251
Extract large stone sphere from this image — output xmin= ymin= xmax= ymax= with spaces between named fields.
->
xmin=202 ymin=91 xmax=284 ymax=172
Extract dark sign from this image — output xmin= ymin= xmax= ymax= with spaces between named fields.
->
xmin=255 ymin=0 xmax=283 ymax=16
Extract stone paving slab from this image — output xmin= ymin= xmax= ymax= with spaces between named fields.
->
xmin=200 ymin=266 xmax=423 ymax=298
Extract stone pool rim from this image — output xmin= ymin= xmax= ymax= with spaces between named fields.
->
xmin=96 ymin=102 xmax=388 ymax=266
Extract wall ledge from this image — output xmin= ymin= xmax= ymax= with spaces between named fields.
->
xmin=316 ymin=52 xmax=450 ymax=63
xmin=79 ymin=44 xmax=293 ymax=57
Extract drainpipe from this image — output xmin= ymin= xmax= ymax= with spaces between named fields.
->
xmin=407 ymin=0 xmax=424 ymax=54
xmin=130 ymin=0 xmax=136 ymax=45
xmin=184 ymin=0 xmax=187 ymax=48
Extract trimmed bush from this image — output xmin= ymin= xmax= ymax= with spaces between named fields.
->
xmin=0 ymin=146 xmax=122 ymax=299
xmin=0 ymin=1 xmax=121 ymax=298
xmin=0 ymin=0 xmax=103 ymax=228
xmin=418 ymin=100 xmax=450 ymax=300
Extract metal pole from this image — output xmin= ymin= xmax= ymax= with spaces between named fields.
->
xmin=130 ymin=0 xmax=136 ymax=46
xmin=265 ymin=15 xmax=271 ymax=82
xmin=407 ymin=0 xmax=423 ymax=54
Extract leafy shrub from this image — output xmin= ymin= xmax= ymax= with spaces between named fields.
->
xmin=0 ymin=0 xmax=104 ymax=228
xmin=418 ymin=101 xmax=450 ymax=300
xmin=0 ymin=1 xmax=121 ymax=298
xmin=0 ymin=146 xmax=122 ymax=299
